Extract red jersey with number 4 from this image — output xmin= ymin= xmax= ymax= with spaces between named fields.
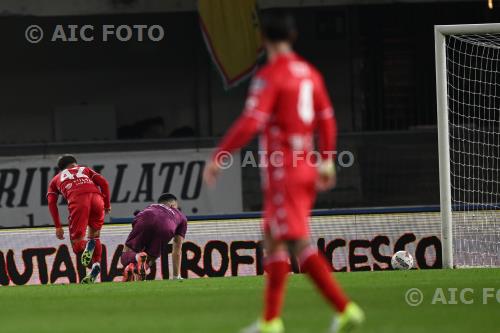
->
xmin=213 ymin=52 xmax=336 ymax=173
xmin=48 ymin=166 xmax=106 ymax=203
xmin=213 ymin=52 xmax=337 ymax=240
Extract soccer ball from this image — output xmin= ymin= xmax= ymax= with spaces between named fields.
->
xmin=391 ymin=251 xmax=414 ymax=270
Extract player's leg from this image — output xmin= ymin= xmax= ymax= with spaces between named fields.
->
xmin=134 ymin=252 xmax=150 ymax=281
xmin=290 ymin=239 xmax=349 ymax=311
xmin=67 ymin=198 xmax=90 ymax=261
xmin=288 ymin=240 xmax=364 ymax=332
xmin=240 ymin=234 xmax=288 ymax=333
xmin=240 ymin=187 xmax=288 ymax=333
xmin=81 ymin=194 xmax=105 ymax=284
xmin=82 ymin=193 xmax=105 ymax=267
xmin=80 ymin=227 xmax=102 ymax=283
xmin=137 ymin=235 xmax=163 ymax=280
xmin=286 ymin=181 xmax=364 ymax=332
xmin=87 ymin=227 xmax=102 ymax=264
xmin=121 ymin=246 xmax=138 ymax=266
xmin=120 ymin=248 xmax=151 ymax=281
xmin=121 ymin=246 xmax=139 ymax=282
xmin=121 ymin=217 xmax=151 ymax=281
xmin=262 ymin=233 xmax=290 ymax=324
xmin=286 ymin=177 xmax=348 ymax=311
xmin=120 ymin=250 xmax=151 ymax=281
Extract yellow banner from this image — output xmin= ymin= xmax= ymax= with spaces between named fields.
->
xmin=199 ymin=0 xmax=262 ymax=88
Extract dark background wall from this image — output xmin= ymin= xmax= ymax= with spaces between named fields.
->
xmin=0 ymin=1 xmax=498 ymax=210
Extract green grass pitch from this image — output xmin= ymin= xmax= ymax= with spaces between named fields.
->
xmin=0 ymin=269 xmax=498 ymax=333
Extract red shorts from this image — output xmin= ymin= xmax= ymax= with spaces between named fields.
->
xmin=67 ymin=193 xmax=105 ymax=240
xmin=262 ymin=166 xmax=317 ymax=241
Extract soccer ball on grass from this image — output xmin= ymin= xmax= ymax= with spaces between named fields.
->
xmin=391 ymin=251 xmax=414 ymax=270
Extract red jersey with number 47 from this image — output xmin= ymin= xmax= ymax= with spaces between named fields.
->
xmin=213 ymin=52 xmax=336 ymax=173
xmin=47 ymin=166 xmax=110 ymax=206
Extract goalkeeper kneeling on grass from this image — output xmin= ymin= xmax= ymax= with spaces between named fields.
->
xmin=120 ymin=193 xmax=187 ymax=281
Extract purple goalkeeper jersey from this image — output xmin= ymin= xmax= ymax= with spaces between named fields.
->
xmin=125 ymin=204 xmax=188 ymax=258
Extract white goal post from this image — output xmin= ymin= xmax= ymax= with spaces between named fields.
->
xmin=435 ymin=24 xmax=500 ymax=268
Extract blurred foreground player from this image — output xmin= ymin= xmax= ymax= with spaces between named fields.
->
xmin=203 ymin=10 xmax=364 ymax=333
xmin=47 ymin=154 xmax=111 ymax=284
xmin=121 ymin=193 xmax=187 ymax=281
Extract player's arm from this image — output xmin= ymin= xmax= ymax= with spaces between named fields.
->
xmin=172 ymin=217 xmax=188 ymax=280
xmin=47 ymin=180 xmax=64 ymax=240
xmin=88 ymin=168 xmax=111 ymax=213
xmin=172 ymin=235 xmax=184 ymax=280
xmin=314 ymin=74 xmax=338 ymax=191
xmin=204 ymin=74 xmax=277 ymax=185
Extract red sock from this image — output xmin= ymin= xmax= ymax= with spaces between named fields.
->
xmin=71 ymin=239 xmax=86 ymax=255
xmin=91 ymin=238 xmax=102 ymax=264
xmin=263 ymin=251 xmax=290 ymax=322
xmin=299 ymin=247 xmax=349 ymax=312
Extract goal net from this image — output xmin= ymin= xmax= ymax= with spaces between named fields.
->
xmin=436 ymin=24 xmax=500 ymax=268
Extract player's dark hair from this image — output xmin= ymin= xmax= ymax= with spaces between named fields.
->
xmin=57 ymin=154 xmax=77 ymax=170
xmin=260 ymin=9 xmax=297 ymax=43
xmin=158 ymin=193 xmax=177 ymax=204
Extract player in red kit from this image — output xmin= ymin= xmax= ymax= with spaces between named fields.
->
xmin=47 ymin=154 xmax=111 ymax=284
xmin=203 ymin=10 xmax=364 ymax=333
